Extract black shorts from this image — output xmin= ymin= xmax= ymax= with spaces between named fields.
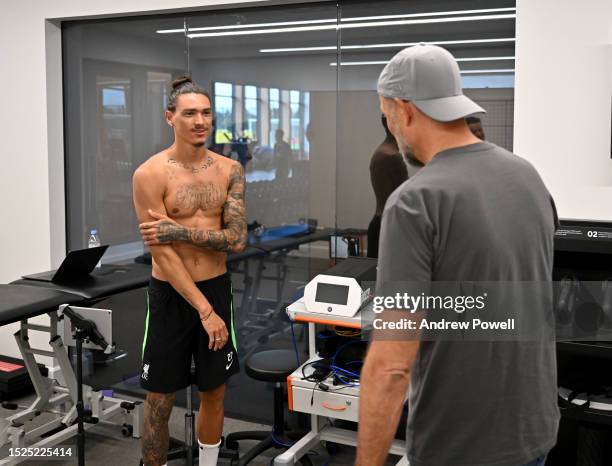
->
xmin=140 ymin=273 xmax=240 ymax=393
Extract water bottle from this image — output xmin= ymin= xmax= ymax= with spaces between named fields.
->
xmin=88 ymin=229 xmax=102 ymax=268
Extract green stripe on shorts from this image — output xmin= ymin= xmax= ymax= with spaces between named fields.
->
xmin=230 ymin=283 xmax=238 ymax=351
xmin=141 ymin=290 xmax=151 ymax=359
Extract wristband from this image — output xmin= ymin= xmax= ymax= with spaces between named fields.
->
xmin=200 ymin=309 xmax=213 ymax=322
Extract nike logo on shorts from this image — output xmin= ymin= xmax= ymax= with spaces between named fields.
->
xmin=225 ymin=351 xmax=234 ymax=371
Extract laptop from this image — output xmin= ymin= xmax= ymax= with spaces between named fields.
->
xmin=23 ymin=245 xmax=109 ymax=283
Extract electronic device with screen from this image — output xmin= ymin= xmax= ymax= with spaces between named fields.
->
xmin=304 ymin=257 xmax=376 ymax=317
xmin=58 ymin=304 xmax=114 ymax=354
xmin=22 ymin=245 xmax=109 ymax=283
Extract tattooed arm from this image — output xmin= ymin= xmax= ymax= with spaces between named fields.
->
xmin=140 ymin=162 xmax=247 ymax=253
xmin=133 ymin=163 xmax=229 ymax=350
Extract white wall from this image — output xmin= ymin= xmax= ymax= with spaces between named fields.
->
xmin=514 ymin=0 xmax=612 ymax=221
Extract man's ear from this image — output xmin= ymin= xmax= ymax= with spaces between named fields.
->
xmin=165 ymin=110 xmax=174 ymax=128
xmin=394 ymin=98 xmax=413 ymax=127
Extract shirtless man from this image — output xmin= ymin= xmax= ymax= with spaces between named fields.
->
xmin=133 ymin=76 xmax=247 ymax=466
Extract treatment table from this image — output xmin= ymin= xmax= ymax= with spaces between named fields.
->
xmin=0 ymin=265 xmax=151 ymax=465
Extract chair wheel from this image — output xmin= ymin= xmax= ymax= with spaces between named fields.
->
xmin=299 ymin=455 xmax=313 ymax=466
xmin=121 ymin=423 xmax=133 ymax=437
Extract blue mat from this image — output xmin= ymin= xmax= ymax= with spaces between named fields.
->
xmin=251 ymin=224 xmax=310 ymax=243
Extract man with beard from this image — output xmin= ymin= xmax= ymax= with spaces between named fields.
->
xmin=356 ymin=45 xmax=559 ymax=466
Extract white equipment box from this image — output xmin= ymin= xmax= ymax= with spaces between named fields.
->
xmin=287 ymin=356 xmax=360 ymax=422
xmin=303 ymin=257 xmax=376 ymax=318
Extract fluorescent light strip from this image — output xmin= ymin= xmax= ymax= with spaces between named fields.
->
xmin=330 ymin=57 xmax=515 ymax=66
xmin=262 ymin=46 xmax=337 ymax=52
xmin=344 ymin=38 xmax=516 ymax=49
xmin=260 ymin=38 xmax=515 ymax=53
xmin=330 ymin=61 xmax=388 ymax=66
xmin=459 ymin=56 xmax=515 ymax=61
xmin=157 ymin=7 xmax=516 ymax=34
xmin=325 ymin=66 xmax=516 ymax=73
xmin=460 ymin=69 xmax=515 ymax=74
xmin=157 ymin=18 xmax=337 ymax=34
xmin=187 ymin=14 xmax=516 ymax=39
xmin=340 ymin=7 xmax=515 ymax=22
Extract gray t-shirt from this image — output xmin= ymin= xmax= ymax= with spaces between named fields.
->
xmin=376 ymin=141 xmax=560 ymax=466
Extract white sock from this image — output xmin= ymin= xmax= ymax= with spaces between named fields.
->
xmin=198 ymin=438 xmax=221 ymax=466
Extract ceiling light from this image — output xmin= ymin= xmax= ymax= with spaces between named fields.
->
xmin=330 ymin=57 xmax=515 ymax=66
xmin=157 ymin=7 xmax=515 ymax=35
xmin=327 ymin=61 xmax=515 ymax=73
xmin=187 ymin=14 xmax=516 ymax=39
xmin=460 ymin=69 xmax=515 ymax=74
xmin=157 ymin=18 xmax=337 ymax=34
xmin=260 ymin=38 xmax=515 ymax=53
xmin=330 ymin=61 xmax=389 ymax=66
xmin=261 ymin=46 xmax=338 ymax=52
xmin=341 ymin=7 xmax=515 ymax=22
xmin=458 ymin=56 xmax=515 ymax=61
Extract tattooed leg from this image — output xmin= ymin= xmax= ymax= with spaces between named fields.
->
xmin=142 ymin=392 xmax=176 ymax=466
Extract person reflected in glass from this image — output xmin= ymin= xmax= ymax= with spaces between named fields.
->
xmin=367 ymin=115 xmax=408 ymax=258
xmin=274 ymin=129 xmax=292 ymax=179
xmin=467 ymin=116 xmax=486 ymax=140
xmin=230 ymin=124 xmax=252 ymax=167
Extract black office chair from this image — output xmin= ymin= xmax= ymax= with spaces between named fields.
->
xmin=225 ymin=349 xmax=312 ymax=466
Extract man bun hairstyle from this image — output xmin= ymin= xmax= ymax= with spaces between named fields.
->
xmin=167 ymin=75 xmax=212 ymax=112
xmin=171 ymin=76 xmax=193 ymax=90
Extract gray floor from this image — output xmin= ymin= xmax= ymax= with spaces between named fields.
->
xmin=0 ymin=393 xmax=400 ymax=466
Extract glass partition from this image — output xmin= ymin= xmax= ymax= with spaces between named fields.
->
xmin=60 ymin=0 xmax=516 ymax=421
xmin=336 ymin=0 xmax=516 ymax=254
xmin=63 ymin=2 xmax=340 ymax=419
xmin=182 ymin=2 xmax=339 ymax=420
xmin=63 ymin=14 xmax=189 ymax=257
xmin=186 ymin=3 xmax=338 ymax=231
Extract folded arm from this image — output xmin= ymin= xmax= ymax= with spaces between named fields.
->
xmin=133 ymin=167 xmax=211 ymax=315
xmin=140 ymin=162 xmax=247 ymax=253
xmin=132 ymin=165 xmax=228 ymax=350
